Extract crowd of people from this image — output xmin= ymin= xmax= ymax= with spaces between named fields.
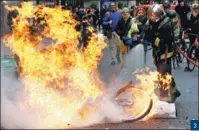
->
xmin=72 ymin=0 xmax=198 ymax=103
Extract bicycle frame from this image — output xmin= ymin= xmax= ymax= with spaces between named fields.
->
xmin=175 ymin=43 xmax=199 ymax=68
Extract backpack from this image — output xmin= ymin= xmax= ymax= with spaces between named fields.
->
xmin=165 ymin=10 xmax=180 ymax=38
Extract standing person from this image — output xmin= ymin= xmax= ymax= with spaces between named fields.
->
xmin=99 ymin=5 xmax=108 ymax=31
xmin=186 ymin=1 xmax=199 ymax=47
xmin=81 ymin=9 xmax=93 ymax=49
xmin=103 ymin=2 xmax=121 ymax=31
xmin=102 ymin=2 xmax=121 ymax=65
xmin=115 ymin=8 xmax=134 ymax=67
xmin=184 ymin=1 xmax=199 ymax=71
xmin=135 ymin=7 xmax=149 ymax=56
xmin=175 ymin=0 xmax=190 ymax=29
xmin=146 ymin=4 xmax=181 ymax=103
xmin=129 ymin=5 xmax=135 ymax=17
xmin=92 ymin=8 xmax=99 ymax=31
xmin=90 ymin=8 xmax=98 ymax=32
xmin=116 ymin=7 xmax=144 ymax=68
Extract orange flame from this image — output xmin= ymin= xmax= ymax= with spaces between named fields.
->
xmin=2 ymin=2 xmax=173 ymax=127
xmin=128 ymin=68 xmax=172 ymax=119
xmin=3 ymin=2 xmax=106 ymax=128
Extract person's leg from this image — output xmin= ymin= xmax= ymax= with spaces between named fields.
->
xmin=116 ymin=45 xmax=121 ymax=63
xmin=155 ymin=58 xmax=181 ymax=103
xmin=108 ymin=35 xmax=117 ymax=65
xmin=119 ymin=40 xmax=127 ymax=67
xmin=185 ymin=35 xmax=195 ymax=71
xmin=113 ymin=32 xmax=121 ymax=63
xmin=166 ymin=58 xmax=181 ymax=99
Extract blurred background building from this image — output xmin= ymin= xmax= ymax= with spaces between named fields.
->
xmin=35 ymin=0 xmax=195 ymax=8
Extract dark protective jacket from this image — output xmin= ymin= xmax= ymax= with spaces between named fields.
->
xmin=146 ymin=16 xmax=174 ymax=61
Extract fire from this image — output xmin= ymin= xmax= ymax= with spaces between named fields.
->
xmin=2 ymin=2 xmax=173 ymax=128
xmin=126 ymin=68 xmax=172 ymax=119
xmin=3 ymin=2 xmax=106 ymax=128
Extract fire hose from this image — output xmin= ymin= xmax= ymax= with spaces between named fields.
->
xmin=177 ymin=47 xmax=199 ymax=68
xmin=115 ymin=81 xmax=153 ymax=122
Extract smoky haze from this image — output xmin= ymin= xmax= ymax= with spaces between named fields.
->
xmin=1 ymin=68 xmax=129 ymax=129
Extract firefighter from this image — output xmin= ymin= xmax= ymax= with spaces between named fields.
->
xmin=146 ymin=4 xmax=181 ymax=103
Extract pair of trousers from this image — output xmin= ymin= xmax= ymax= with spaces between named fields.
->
xmin=107 ymin=32 xmax=121 ymax=63
xmin=119 ymin=40 xmax=132 ymax=66
xmin=154 ymin=58 xmax=180 ymax=102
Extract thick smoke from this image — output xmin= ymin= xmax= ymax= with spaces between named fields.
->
xmin=1 ymin=70 xmax=130 ymax=129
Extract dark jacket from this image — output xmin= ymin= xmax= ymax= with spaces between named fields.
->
xmin=137 ymin=15 xmax=148 ymax=34
xmin=175 ymin=4 xmax=190 ymax=29
xmin=187 ymin=12 xmax=199 ymax=35
xmin=115 ymin=16 xmax=132 ymax=39
xmin=146 ymin=16 xmax=174 ymax=59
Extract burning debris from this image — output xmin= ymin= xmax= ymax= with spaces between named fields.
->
xmin=1 ymin=2 xmax=175 ymax=129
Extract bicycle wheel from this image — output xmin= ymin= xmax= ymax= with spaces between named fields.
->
xmin=176 ymin=56 xmax=180 ymax=67
xmin=176 ymin=53 xmax=183 ymax=63
xmin=188 ymin=44 xmax=197 ymax=71
xmin=172 ymin=55 xmax=176 ymax=69
xmin=115 ymin=81 xmax=153 ymax=122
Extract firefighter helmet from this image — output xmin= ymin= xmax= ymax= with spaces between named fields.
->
xmin=147 ymin=4 xmax=165 ymax=22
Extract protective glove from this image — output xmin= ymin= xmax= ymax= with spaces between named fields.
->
xmin=186 ymin=28 xmax=192 ymax=32
xmin=155 ymin=37 xmax=160 ymax=47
